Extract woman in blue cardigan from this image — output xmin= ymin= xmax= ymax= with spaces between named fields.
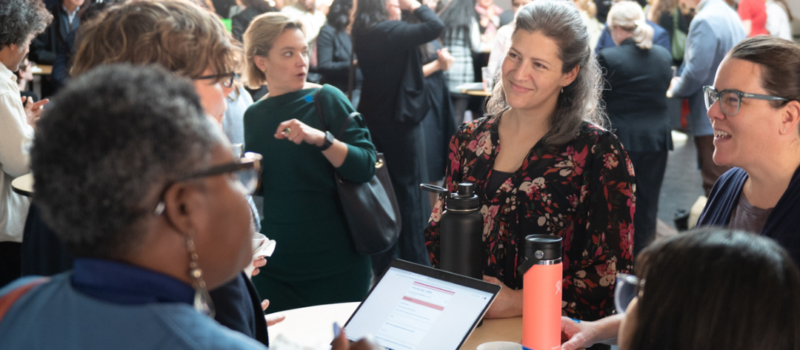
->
xmin=558 ymin=35 xmax=800 ymax=350
xmin=695 ymin=36 xmax=800 ymax=265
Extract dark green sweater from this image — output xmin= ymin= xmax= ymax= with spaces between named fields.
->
xmin=244 ymin=84 xmax=375 ymax=312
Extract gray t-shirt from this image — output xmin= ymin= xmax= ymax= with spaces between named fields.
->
xmin=728 ymin=193 xmax=774 ymax=234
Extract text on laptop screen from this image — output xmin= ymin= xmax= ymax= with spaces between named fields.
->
xmin=344 ymin=267 xmax=494 ymax=350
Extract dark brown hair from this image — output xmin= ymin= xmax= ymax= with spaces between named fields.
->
xmin=728 ymin=36 xmax=800 ymax=109
xmin=71 ymin=0 xmax=241 ymax=80
xmin=628 ymin=228 xmax=800 ymax=350
xmin=486 ymin=0 xmax=606 ymax=148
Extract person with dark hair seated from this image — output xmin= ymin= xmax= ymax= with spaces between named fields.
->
xmin=0 ymin=64 xmax=381 ymax=350
xmin=562 ymin=228 xmax=800 ymax=350
xmin=21 ymin=0 xmax=272 ymax=344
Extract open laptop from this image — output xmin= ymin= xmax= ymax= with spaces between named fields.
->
xmin=343 ymin=259 xmax=502 ymax=350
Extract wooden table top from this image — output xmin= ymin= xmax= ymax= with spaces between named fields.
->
xmin=267 ymin=302 xmax=523 ymax=350
xmin=11 ymin=173 xmax=34 ymax=197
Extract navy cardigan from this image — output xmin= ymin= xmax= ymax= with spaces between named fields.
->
xmin=697 ymin=166 xmax=800 ymax=265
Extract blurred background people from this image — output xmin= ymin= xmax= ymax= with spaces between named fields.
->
xmin=598 ymin=1 xmax=672 ymax=255
xmin=765 ymin=0 xmax=793 ymax=40
xmin=594 ymin=0 xmax=670 ymax=55
xmin=28 ymin=0 xmax=83 ymax=66
xmin=737 ymin=0 xmax=768 ymax=37
xmin=282 ymin=0 xmax=327 ymax=46
xmin=475 ymin=0 xmax=503 ymax=48
xmin=317 ymin=0 xmax=362 ymax=106
xmin=667 ymin=0 xmax=744 ymax=196
xmin=232 ymin=0 xmax=278 ymax=42
xmin=425 ymin=0 xmax=635 ymax=327
xmin=352 ymin=0 xmax=444 ymax=275
xmin=437 ymin=0 xmax=480 ymax=124
xmin=647 ymin=0 xmax=691 ymax=66
xmin=562 ymin=228 xmax=800 ymax=350
xmin=0 ymin=0 xmax=51 ymax=289
xmin=243 ymin=13 xmax=376 ymax=313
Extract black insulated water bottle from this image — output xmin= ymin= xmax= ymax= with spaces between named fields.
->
xmin=421 ymin=183 xmax=484 ymax=280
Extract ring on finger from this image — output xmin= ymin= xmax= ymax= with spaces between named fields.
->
xmin=283 ymin=127 xmax=291 ymax=135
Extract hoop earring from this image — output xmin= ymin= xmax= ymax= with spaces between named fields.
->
xmin=186 ymin=232 xmax=215 ymax=318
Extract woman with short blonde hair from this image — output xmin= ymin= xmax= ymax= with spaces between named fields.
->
xmin=242 ymin=12 xmax=376 ymax=313
xmin=243 ymin=12 xmax=304 ymax=88
xmin=607 ymin=1 xmax=654 ymax=49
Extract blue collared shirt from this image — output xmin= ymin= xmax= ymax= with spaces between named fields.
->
xmin=71 ymin=258 xmax=195 ymax=305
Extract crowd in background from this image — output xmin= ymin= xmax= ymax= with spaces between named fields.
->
xmin=1 ymin=0 xmax=799 ymax=348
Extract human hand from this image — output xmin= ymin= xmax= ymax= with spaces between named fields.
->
xmin=331 ymin=329 xmax=384 ymax=350
xmin=437 ymin=49 xmax=455 ymax=71
xmin=398 ymin=0 xmax=421 ymax=11
xmin=22 ymin=96 xmax=49 ymax=128
xmin=667 ymin=77 xmax=680 ymax=97
xmin=251 ymin=256 xmax=267 ymax=276
xmin=275 ymin=119 xmax=326 ymax=146
xmin=482 ymin=275 xmax=523 ymax=319
xmin=560 ymin=315 xmax=622 ymax=350
xmin=261 ymin=300 xmax=287 ymax=327
xmin=423 ymin=0 xmax=437 ymax=8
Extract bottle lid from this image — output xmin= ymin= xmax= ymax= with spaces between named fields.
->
xmin=524 ymin=234 xmax=562 ymax=263
xmin=446 ymin=182 xmax=480 ymax=210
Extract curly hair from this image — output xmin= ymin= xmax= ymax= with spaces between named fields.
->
xmin=487 ymin=0 xmax=606 ymax=148
xmin=31 ymin=64 xmax=221 ymax=259
xmin=71 ymin=0 xmax=241 ymax=81
xmin=0 ymin=0 xmax=52 ymax=48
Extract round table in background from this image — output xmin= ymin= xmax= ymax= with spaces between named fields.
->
xmin=11 ymin=173 xmax=34 ymax=197
xmin=266 ymin=302 xmax=523 ymax=350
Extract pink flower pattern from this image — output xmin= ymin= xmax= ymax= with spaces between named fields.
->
xmin=424 ymin=116 xmax=636 ymax=321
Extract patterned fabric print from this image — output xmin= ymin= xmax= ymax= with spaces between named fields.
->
xmin=424 ymin=115 xmax=636 ymax=320
xmin=442 ymin=30 xmax=474 ymax=91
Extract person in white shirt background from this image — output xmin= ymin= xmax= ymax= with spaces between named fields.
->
xmin=0 ymin=0 xmax=52 ymax=288
xmin=765 ymin=0 xmax=793 ymax=41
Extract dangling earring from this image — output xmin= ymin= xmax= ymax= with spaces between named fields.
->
xmin=561 ymin=87 xmax=564 ymax=94
xmin=186 ymin=232 xmax=215 ymax=318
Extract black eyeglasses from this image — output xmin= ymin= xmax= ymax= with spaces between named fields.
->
xmin=194 ymin=72 xmax=239 ymax=88
xmin=703 ymin=85 xmax=789 ymax=116
xmin=153 ymin=152 xmax=262 ymax=216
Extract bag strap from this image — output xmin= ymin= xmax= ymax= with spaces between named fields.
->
xmin=347 ymin=40 xmax=355 ymax=101
xmin=0 ymin=277 xmax=49 ymax=323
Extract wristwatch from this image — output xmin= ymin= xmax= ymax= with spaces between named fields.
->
xmin=320 ymin=131 xmax=335 ymax=151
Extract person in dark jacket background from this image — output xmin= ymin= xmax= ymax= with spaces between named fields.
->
xmin=29 ymin=0 xmax=83 ymax=65
xmin=352 ymin=0 xmax=443 ymax=275
xmin=232 ymin=0 xmax=277 ymax=42
xmin=598 ymin=1 xmax=672 ymax=255
xmin=317 ymin=0 xmax=362 ymax=106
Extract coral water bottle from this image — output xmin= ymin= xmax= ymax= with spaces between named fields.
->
xmin=517 ymin=234 xmax=563 ymax=350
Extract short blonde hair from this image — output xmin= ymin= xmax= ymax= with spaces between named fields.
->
xmin=72 ymin=0 xmax=242 ymax=80
xmin=607 ymin=1 xmax=654 ymax=50
xmin=243 ymin=12 xmax=305 ymax=89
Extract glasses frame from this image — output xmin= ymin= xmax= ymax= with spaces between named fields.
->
xmin=194 ymin=72 xmax=239 ymax=88
xmin=615 ymin=273 xmax=646 ymax=315
xmin=703 ymin=85 xmax=789 ymax=116
xmin=153 ymin=152 xmax=262 ymax=216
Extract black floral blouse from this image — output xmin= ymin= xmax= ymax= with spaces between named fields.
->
xmin=424 ymin=115 xmax=635 ymax=320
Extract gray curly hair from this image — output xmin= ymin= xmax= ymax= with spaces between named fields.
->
xmin=31 ymin=64 xmax=222 ymax=259
xmin=487 ymin=0 xmax=607 ymax=148
xmin=0 ymin=0 xmax=52 ymax=48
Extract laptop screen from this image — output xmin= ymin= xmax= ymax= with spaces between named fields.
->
xmin=344 ymin=263 xmax=498 ymax=350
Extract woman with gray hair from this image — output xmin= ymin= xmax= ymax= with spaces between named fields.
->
xmin=0 ymin=64 xmax=380 ymax=350
xmin=424 ymin=0 xmax=635 ymax=322
xmin=598 ymin=1 xmax=672 ymax=256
